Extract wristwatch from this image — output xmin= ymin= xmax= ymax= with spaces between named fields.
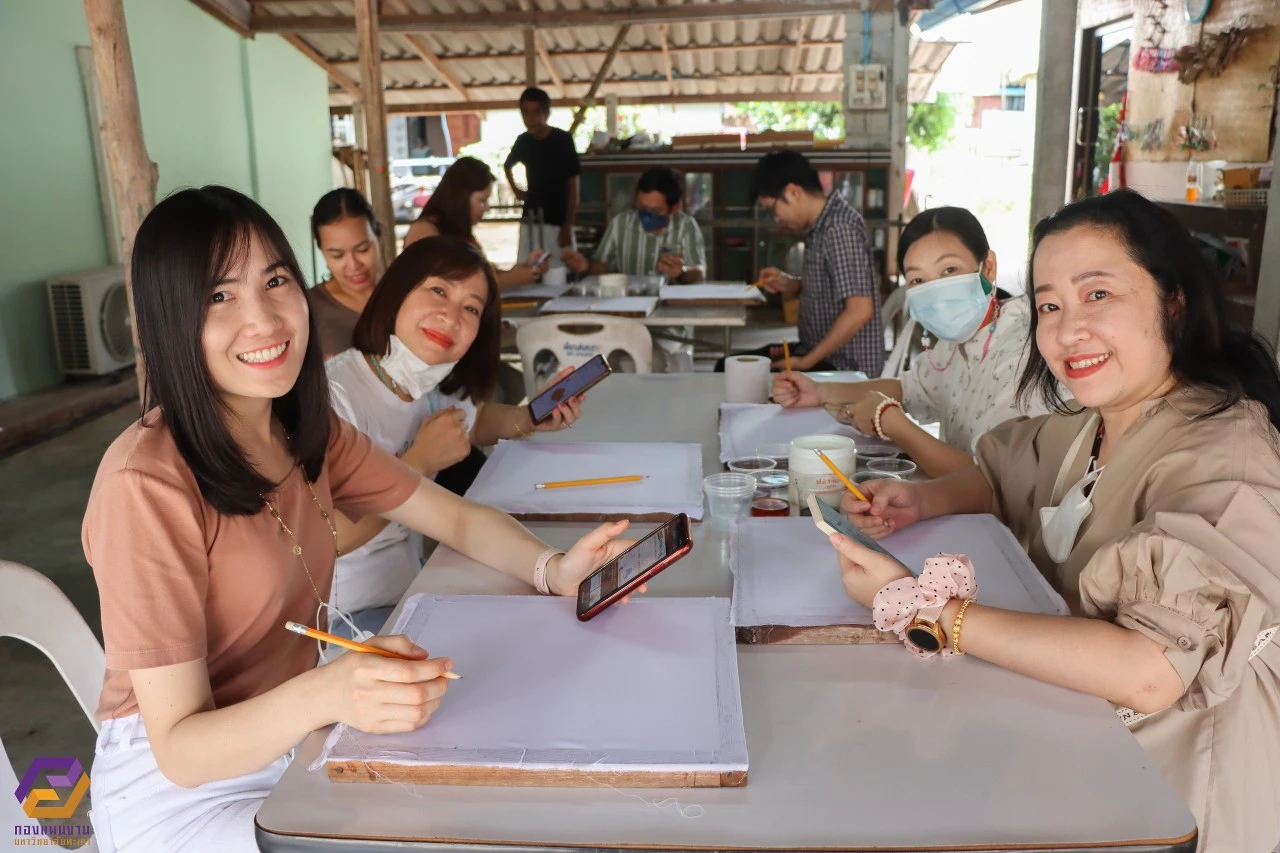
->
xmin=904 ymin=601 xmax=948 ymax=654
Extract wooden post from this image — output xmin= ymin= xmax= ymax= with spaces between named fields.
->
xmin=355 ymin=0 xmax=397 ymax=260
xmin=84 ymin=0 xmax=157 ymax=408
xmin=524 ymin=29 xmax=538 ymax=87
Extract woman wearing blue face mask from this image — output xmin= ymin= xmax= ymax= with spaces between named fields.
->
xmin=772 ymin=206 xmax=1052 ymax=477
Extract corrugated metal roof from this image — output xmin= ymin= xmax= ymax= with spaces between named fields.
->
xmin=248 ymin=0 xmax=859 ymax=111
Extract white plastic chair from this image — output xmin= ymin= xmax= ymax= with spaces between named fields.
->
xmin=879 ymin=284 xmax=917 ymax=380
xmin=515 ymin=314 xmax=653 ymax=397
xmin=1 ymin=561 xmax=103 ymax=851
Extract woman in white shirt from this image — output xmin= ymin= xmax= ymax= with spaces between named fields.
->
xmin=326 ymin=235 xmax=585 ymax=637
xmin=771 ymin=206 xmax=1051 ymax=477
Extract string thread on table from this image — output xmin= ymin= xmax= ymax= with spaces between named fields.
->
xmin=583 ymin=757 xmax=706 ymax=819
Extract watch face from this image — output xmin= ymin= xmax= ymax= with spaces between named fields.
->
xmin=906 ymin=623 xmax=944 ymax=653
xmin=1185 ymin=0 xmax=1212 ymax=23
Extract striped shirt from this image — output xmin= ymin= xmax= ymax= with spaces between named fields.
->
xmin=594 ymin=210 xmax=707 ymax=277
xmin=799 ymin=194 xmax=884 ymax=374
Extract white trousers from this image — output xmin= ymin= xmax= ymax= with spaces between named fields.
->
xmin=89 ymin=713 xmax=291 ymax=853
xmin=517 ymin=222 xmax=574 ymax=268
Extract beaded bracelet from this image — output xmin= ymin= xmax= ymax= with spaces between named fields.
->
xmin=951 ymin=597 xmax=975 ymax=655
xmin=872 ymin=396 xmax=904 ymax=441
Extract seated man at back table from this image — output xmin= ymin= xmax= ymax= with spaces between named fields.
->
xmin=563 ymin=166 xmax=706 ymax=284
xmin=725 ymin=150 xmax=883 ymax=375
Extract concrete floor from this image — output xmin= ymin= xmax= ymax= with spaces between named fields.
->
xmin=1 ymin=403 xmax=138 ymax=834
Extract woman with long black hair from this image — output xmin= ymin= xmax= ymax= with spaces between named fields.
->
xmin=82 ymin=186 xmax=635 ymax=852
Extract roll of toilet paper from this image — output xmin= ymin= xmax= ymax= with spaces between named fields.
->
xmin=725 ymin=355 xmax=771 ymax=404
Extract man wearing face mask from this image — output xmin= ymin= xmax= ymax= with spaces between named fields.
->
xmin=562 ymin=167 xmax=706 ymax=283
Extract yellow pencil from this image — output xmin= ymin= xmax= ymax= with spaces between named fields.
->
xmin=782 ymin=340 xmax=792 ymax=372
xmin=534 ymin=474 xmax=647 ymax=490
xmin=812 ymin=449 xmax=870 ymax=503
xmin=284 ymin=621 xmax=462 ymax=678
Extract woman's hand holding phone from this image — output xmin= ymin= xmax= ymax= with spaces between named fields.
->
xmin=531 ymin=366 xmax=587 ymax=432
xmin=550 ymin=520 xmax=641 ymax=597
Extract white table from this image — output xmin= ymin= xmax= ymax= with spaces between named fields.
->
xmin=256 ymin=376 xmax=1197 ymax=853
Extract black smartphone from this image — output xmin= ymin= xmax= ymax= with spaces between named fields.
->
xmin=527 ymin=354 xmax=612 ymax=425
xmin=577 ymin=514 xmax=693 ymax=621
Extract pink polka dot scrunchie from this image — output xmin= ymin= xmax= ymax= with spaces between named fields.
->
xmin=871 ymin=553 xmax=978 ymax=658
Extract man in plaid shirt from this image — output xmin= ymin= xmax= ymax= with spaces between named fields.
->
xmin=749 ymin=151 xmax=884 ymax=376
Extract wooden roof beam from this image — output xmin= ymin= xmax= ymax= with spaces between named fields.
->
xmin=569 ymin=25 xmax=631 ymax=135
xmin=383 ymin=0 xmax=470 ymax=100
xmin=788 ymin=17 xmax=810 ymax=93
xmin=659 ymin=25 xmax=675 ymax=96
xmin=330 ymin=39 xmax=846 ymax=66
xmin=251 ymin=1 xmax=882 ymax=33
xmin=375 ymin=70 xmax=842 ymax=94
xmin=282 ymin=34 xmax=362 ymax=99
xmin=334 ymin=89 xmax=843 ymax=115
xmin=188 ymin=0 xmax=251 ymax=37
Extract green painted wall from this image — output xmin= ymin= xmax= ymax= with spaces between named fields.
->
xmin=0 ymin=1 xmax=331 ymax=400
xmin=243 ymin=35 xmax=334 ymax=280
xmin=0 ymin=2 xmax=110 ymax=399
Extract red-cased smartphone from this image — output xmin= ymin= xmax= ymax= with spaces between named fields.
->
xmin=528 ymin=354 xmax=612 ymax=425
xmin=576 ymin=514 xmax=692 ymax=621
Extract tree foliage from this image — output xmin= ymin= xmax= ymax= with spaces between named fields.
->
xmin=907 ymin=93 xmax=958 ymax=153
xmin=723 ymin=101 xmax=845 ymax=140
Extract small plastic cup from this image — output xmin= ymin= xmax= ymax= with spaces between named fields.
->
xmin=703 ymin=473 xmax=756 ymax=531
xmin=727 ymin=456 xmax=778 ymax=479
xmin=751 ymin=471 xmax=791 ymax=518
xmin=755 ymin=443 xmax=791 ymax=470
xmin=855 ymin=445 xmax=899 ymax=466
xmin=855 ymin=471 xmax=900 ymax=485
xmin=867 ymin=458 xmax=918 ymax=479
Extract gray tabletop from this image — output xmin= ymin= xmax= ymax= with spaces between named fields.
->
xmin=256 ymin=375 xmax=1197 ymax=852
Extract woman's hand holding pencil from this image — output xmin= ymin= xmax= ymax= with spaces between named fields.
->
xmin=305 ymin=629 xmax=457 ymax=735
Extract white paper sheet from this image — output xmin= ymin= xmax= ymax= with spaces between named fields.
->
xmin=317 ymin=595 xmax=748 ymax=774
xmin=730 ymin=515 xmax=1068 ymax=628
xmin=718 ymin=403 xmax=895 ymax=462
xmin=502 ymin=283 xmax=571 ymax=300
xmin=465 ymin=440 xmax=704 ymax=519
xmin=539 ymin=296 xmax=659 ymax=316
xmin=659 ymin=284 xmax=765 ymax=303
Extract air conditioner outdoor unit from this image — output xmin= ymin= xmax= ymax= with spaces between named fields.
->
xmin=47 ymin=265 xmax=136 ymax=376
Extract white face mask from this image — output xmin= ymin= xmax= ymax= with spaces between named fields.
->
xmin=1038 ymin=415 xmax=1104 ymax=564
xmin=378 ymin=334 xmax=458 ymax=400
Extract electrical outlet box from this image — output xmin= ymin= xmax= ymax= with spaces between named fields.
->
xmin=845 ymin=64 xmax=887 ymax=110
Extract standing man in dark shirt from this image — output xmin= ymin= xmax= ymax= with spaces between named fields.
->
xmin=504 ymin=87 xmax=581 ymax=271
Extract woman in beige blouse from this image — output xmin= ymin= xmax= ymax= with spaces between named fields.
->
xmin=835 ymin=190 xmax=1280 ymax=852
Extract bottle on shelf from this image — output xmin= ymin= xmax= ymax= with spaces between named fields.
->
xmin=1185 ymin=159 xmax=1201 ymax=203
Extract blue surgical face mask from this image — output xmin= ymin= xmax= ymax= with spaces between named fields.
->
xmin=638 ymin=209 xmax=670 ymax=233
xmin=905 ymin=271 xmax=994 ymax=343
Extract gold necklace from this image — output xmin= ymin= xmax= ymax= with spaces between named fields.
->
xmin=262 ymin=474 xmax=342 ymax=615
